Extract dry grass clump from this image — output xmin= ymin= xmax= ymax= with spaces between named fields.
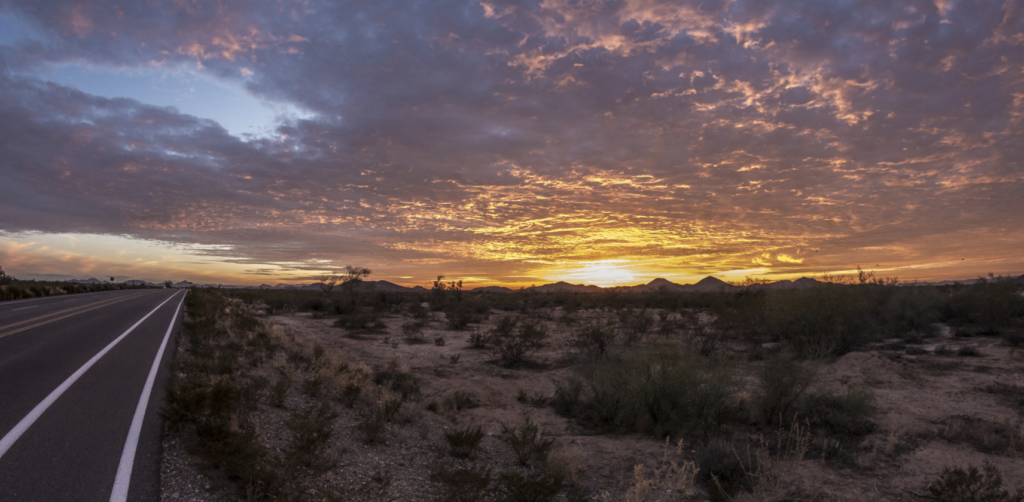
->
xmin=431 ymin=387 xmax=477 ymax=415
xmin=545 ymin=446 xmax=587 ymax=489
xmin=618 ymin=439 xmax=699 ymax=502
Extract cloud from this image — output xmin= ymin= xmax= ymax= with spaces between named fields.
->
xmin=0 ymin=0 xmax=1022 ymax=284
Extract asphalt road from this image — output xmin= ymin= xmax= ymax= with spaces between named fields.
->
xmin=0 ymin=289 xmax=185 ymax=501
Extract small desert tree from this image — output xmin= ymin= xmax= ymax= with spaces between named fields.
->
xmin=341 ymin=266 xmax=372 ymax=294
xmin=317 ymin=273 xmax=341 ymax=297
xmin=0 ymin=266 xmax=13 ymax=286
xmin=431 ymin=275 xmax=463 ymax=311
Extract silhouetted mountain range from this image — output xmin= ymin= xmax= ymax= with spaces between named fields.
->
xmin=186 ymin=276 xmax=822 ymax=293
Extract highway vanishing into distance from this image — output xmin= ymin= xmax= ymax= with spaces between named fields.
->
xmin=0 ymin=289 xmax=185 ymax=501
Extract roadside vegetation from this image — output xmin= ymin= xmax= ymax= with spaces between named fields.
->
xmin=0 ymin=266 xmax=154 ymax=301
xmin=164 ymin=269 xmax=1024 ymax=500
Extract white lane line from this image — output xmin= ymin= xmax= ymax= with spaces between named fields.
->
xmin=0 ymin=291 xmax=182 ymax=460
xmin=12 ymin=306 xmax=37 ymax=311
xmin=110 ymin=293 xmax=184 ymax=502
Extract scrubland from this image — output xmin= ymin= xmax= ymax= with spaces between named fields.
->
xmin=0 ymin=277 xmax=144 ymax=301
xmin=161 ymin=277 xmax=1024 ymax=501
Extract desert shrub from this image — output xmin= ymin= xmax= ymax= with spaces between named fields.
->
xmin=445 ymin=425 xmax=485 ymax=458
xmin=434 ymin=336 xmax=446 ymax=346
xmin=763 ymin=284 xmax=872 ymax=358
xmin=502 ymin=418 xmax=555 ymax=466
xmin=301 ymin=296 xmax=329 ymax=312
xmin=287 ymin=349 xmax=310 ymax=369
xmin=407 ymin=300 xmax=428 ymax=319
xmin=468 ymin=329 xmax=490 ymax=348
xmin=0 ymin=266 xmax=14 ymax=286
xmin=570 ymin=317 xmax=618 ymax=356
xmin=1004 ymin=333 xmax=1024 ymax=348
xmin=356 ymin=408 xmax=388 ymax=444
xmin=379 ymin=391 xmax=404 ymax=422
xmin=941 ymin=277 xmax=1024 ymax=334
xmin=373 ymin=359 xmax=420 ymax=399
xmin=958 ymin=345 xmax=982 ymax=357
xmin=402 ymin=320 xmax=425 ymax=341
xmin=755 ymin=350 xmax=815 ymax=425
xmin=624 ymin=439 xmax=699 ymax=502
xmin=433 ymin=388 xmax=477 ymax=415
xmin=695 ymin=438 xmax=756 ymax=501
xmin=339 ymin=365 xmax=371 ymax=407
xmin=159 ymin=289 xmax=289 ymax=498
xmin=495 ymin=470 xmax=562 ymax=502
xmin=680 ymin=310 xmax=720 ymax=356
xmin=545 ymin=447 xmax=587 ymax=489
xmin=336 ymin=311 xmax=385 ymax=332
xmin=928 ymin=462 xmax=1024 ymax=502
xmin=552 ymin=379 xmax=585 ymax=417
xmin=883 ymin=287 xmax=941 ymax=336
xmin=801 ymin=386 xmax=876 ymax=437
xmin=516 ymin=389 xmax=549 ymax=407
xmin=285 ymin=402 xmax=338 ymax=472
xmin=491 ymin=315 xmax=549 ymax=367
xmin=561 ymin=343 xmax=738 ymax=437
xmin=618 ymin=308 xmax=656 ymax=346
xmin=270 ymin=375 xmax=291 ymax=407
xmin=445 ymin=299 xmax=485 ymax=330
xmin=430 ymin=463 xmax=492 ymax=502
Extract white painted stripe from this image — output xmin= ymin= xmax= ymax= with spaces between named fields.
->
xmin=0 ymin=291 xmax=182 ymax=459
xmin=109 ymin=293 xmax=184 ymax=502
xmin=12 ymin=306 xmax=37 ymax=311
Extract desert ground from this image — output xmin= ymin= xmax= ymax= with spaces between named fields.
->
xmin=159 ymin=290 xmax=1024 ymax=502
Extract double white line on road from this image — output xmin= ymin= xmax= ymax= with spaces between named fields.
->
xmin=0 ymin=291 xmax=184 ymax=476
xmin=110 ymin=293 xmax=185 ymax=502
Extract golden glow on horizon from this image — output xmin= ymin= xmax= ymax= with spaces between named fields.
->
xmin=546 ymin=259 xmax=638 ymax=287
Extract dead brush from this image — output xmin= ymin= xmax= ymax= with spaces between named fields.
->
xmin=339 ymin=364 xmax=371 ymax=407
xmin=624 ymin=438 xmax=699 ymax=502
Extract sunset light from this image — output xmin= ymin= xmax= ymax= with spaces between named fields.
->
xmin=0 ymin=0 xmax=1021 ymax=287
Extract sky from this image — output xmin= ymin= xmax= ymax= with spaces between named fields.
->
xmin=0 ymin=0 xmax=1022 ymax=288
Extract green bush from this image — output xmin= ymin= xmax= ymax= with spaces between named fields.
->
xmin=559 ymin=343 xmax=738 ymax=437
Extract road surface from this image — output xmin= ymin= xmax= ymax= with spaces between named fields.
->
xmin=0 ymin=289 xmax=184 ymax=501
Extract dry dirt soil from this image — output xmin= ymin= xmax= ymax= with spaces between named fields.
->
xmin=161 ymin=307 xmax=1024 ymax=501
